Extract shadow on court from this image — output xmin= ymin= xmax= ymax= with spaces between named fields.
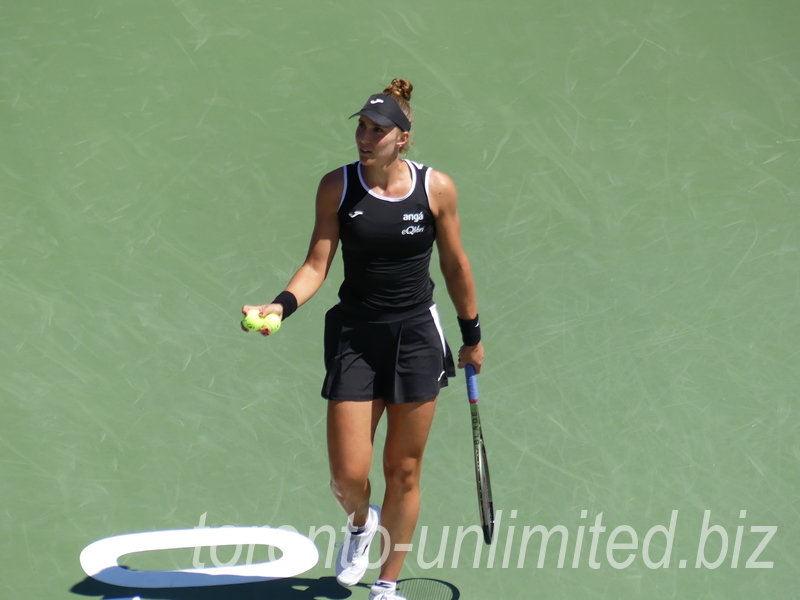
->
xmin=71 ymin=575 xmax=353 ymax=600
xmin=70 ymin=576 xmax=460 ymax=600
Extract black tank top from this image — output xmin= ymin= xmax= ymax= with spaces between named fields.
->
xmin=337 ymin=160 xmax=436 ymax=320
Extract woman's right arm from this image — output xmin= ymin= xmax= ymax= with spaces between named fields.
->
xmin=242 ymin=168 xmax=343 ymax=332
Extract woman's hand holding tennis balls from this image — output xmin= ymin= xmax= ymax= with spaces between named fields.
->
xmin=241 ymin=304 xmax=283 ymax=336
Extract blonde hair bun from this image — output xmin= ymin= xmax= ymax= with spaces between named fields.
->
xmin=383 ymin=78 xmax=413 ymax=102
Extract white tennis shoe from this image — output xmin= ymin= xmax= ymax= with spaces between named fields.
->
xmin=368 ymin=587 xmax=406 ymax=600
xmin=335 ymin=504 xmax=380 ymax=586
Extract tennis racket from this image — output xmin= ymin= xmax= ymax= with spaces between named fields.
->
xmin=465 ymin=364 xmax=494 ymax=545
xmin=398 ymin=577 xmax=460 ymax=599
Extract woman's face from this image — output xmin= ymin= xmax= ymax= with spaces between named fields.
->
xmin=355 ymin=116 xmax=408 ymax=164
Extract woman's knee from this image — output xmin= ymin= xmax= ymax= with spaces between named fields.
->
xmin=329 ymin=469 xmax=370 ymax=498
xmin=383 ymin=456 xmax=422 ymax=495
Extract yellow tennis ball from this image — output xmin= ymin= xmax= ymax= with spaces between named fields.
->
xmin=262 ymin=313 xmax=281 ymax=335
xmin=242 ymin=309 xmax=267 ymax=332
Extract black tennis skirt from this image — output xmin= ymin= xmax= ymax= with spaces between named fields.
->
xmin=321 ymin=304 xmax=456 ymax=404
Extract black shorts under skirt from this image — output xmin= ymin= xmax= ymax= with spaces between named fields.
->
xmin=321 ymin=304 xmax=456 ymax=404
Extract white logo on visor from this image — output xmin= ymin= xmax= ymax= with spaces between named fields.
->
xmin=369 ymin=98 xmax=384 ymax=104
xmin=349 ymin=210 xmax=363 ymax=218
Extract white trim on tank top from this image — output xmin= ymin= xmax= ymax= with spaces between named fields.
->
xmin=423 ymin=164 xmax=432 ymax=198
xmin=356 ymin=159 xmax=419 ymax=203
xmin=337 ymin=164 xmax=349 ymax=210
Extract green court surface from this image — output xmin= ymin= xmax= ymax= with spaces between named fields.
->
xmin=2 ymin=1 xmax=799 ymax=598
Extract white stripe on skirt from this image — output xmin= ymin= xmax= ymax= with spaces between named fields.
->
xmin=428 ymin=304 xmax=447 ymax=356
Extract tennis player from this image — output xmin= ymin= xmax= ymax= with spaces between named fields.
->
xmin=242 ymin=78 xmax=483 ymax=600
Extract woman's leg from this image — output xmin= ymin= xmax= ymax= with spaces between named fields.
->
xmin=327 ymin=399 xmax=385 ymax=527
xmin=378 ymin=397 xmax=438 ymax=581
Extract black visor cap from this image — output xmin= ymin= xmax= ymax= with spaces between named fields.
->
xmin=349 ymin=94 xmax=411 ymax=132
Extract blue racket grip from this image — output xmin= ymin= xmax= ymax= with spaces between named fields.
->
xmin=465 ymin=364 xmax=479 ymax=402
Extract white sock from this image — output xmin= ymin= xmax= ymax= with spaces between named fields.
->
xmin=348 ymin=522 xmax=367 ymax=535
xmin=348 ymin=508 xmax=373 ymax=534
xmin=372 ymin=579 xmax=396 ymax=592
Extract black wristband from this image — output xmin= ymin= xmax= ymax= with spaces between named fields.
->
xmin=457 ymin=314 xmax=481 ymax=346
xmin=272 ymin=291 xmax=298 ymax=320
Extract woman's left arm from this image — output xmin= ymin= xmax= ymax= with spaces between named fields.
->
xmin=430 ymin=169 xmax=484 ymax=372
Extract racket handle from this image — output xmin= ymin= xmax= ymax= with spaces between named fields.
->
xmin=465 ymin=364 xmax=479 ymax=402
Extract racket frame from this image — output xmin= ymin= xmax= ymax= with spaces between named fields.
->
xmin=465 ymin=364 xmax=495 ymax=545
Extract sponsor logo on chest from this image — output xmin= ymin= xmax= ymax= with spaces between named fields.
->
xmin=402 ymin=224 xmax=425 ymax=235
xmin=402 ymin=211 xmax=425 ymax=235
xmin=403 ymin=211 xmax=424 ymax=222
